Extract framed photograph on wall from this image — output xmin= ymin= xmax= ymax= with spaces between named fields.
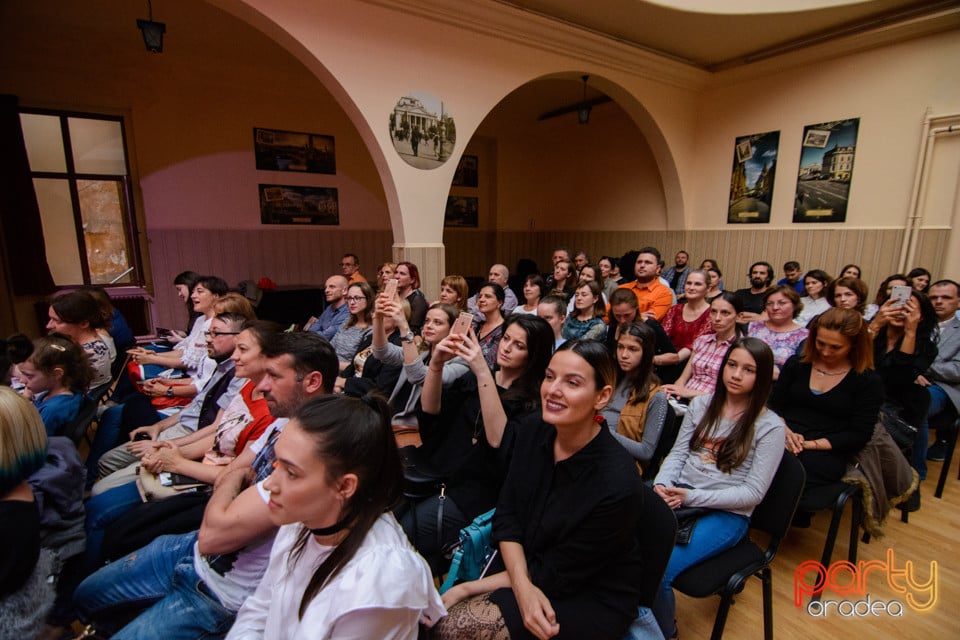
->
xmin=444 ymin=196 xmax=478 ymax=227
xmin=794 ymin=118 xmax=859 ymax=223
xmin=254 ymin=127 xmax=336 ymax=174
xmin=452 ymin=155 xmax=478 ymax=187
xmin=728 ymin=130 xmax=780 ymax=224
xmin=259 ymin=184 xmax=339 ymax=225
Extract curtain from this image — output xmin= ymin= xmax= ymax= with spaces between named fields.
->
xmin=0 ymin=94 xmax=55 ymax=296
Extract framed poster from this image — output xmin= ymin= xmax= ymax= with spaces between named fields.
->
xmin=794 ymin=118 xmax=859 ymax=223
xmin=254 ymin=127 xmax=336 ymax=174
xmin=259 ymin=184 xmax=339 ymax=225
xmin=452 ymin=155 xmax=478 ymax=187
xmin=444 ymin=196 xmax=478 ymax=228
xmin=728 ymin=130 xmax=780 ymax=224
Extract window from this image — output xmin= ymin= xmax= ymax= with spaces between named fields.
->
xmin=19 ymin=110 xmax=141 ymax=286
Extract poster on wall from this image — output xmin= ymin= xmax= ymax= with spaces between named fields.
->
xmin=389 ymin=91 xmax=456 ymax=170
xmin=793 ymin=118 xmax=859 ymax=223
xmin=444 ymin=196 xmax=478 ymax=227
xmin=728 ymin=130 xmax=780 ymax=224
xmin=254 ymin=127 xmax=336 ymax=174
xmin=259 ymin=184 xmax=339 ymax=225
xmin=452 ymin=155 xmax=478 ymax=187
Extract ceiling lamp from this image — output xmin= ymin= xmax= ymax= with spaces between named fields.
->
xmin=137 ymin=0 xmax=166 ymax=53
xmin=577 ymin=75 xmax=591 ymax=125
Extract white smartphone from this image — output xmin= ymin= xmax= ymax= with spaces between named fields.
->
xmin=890 ymin=285 xmax=911 ymax=308
xmin=451 ymin=311 xmax=474 ymax=336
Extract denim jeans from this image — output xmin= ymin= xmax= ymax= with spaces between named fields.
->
xmin=74 ymin=532 xmax=235 ymax=640
xmin=651 ymin=510 xmax=749 ymax=638
xmin=83 ymin=480 xmax=143 ymax=573
xmin=622 ymin=605 xmax=664 ymax=640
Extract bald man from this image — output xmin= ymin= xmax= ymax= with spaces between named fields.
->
xmin=306 ymin=275 xmax=350 ymax=339
xmin=467 ymin=263 xmax=518 ymax=318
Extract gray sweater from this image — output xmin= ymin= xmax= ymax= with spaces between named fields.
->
xmin=654 ymin=394 xmax=785 ymax=517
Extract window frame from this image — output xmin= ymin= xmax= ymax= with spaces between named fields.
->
xmin=20 ymin=107 xmax=144 ymax=287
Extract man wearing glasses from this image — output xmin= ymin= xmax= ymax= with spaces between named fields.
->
xmin=339 ymin=253 xmax=366 ymax=284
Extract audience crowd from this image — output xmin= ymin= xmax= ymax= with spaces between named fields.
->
xmin=1 ymin=244 xmax=954 ymax=640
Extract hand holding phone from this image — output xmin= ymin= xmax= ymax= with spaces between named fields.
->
xmin=451 ymin=312 xmax=474 ymax=337
xmin=890 ymin=285 xmax=911 ymax=308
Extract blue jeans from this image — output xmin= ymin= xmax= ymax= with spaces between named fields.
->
xmin=83 ymin=481 xmax=144 ymax=572
xmin=651 ymin=510 xmax=749 ymax=638
xmin=622 ymin=606 xmax=664 ymax=640
xmin=74 ymin=532 xmax=235 ymax=640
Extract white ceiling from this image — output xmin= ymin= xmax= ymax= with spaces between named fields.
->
xmin=500 ymin=0 xmax=955 ymax=68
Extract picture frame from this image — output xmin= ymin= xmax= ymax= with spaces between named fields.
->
xmin=728 ymin=130 xmax=780 ymax=224
xmin=259 ymin=184 xmax=339 ymax=225
xmin=452 ymin=155 xmax=478 ymax=187
xmin=444 ymin=196 xmax=478 ymax=228
xmin=254 ymin=127 xmax=336 ymax=174
xmin=794 ymin=118 xmax=860 ymax=223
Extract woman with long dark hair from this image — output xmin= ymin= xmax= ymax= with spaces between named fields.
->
xmin=173 ymin=270 xmax=201 ymax=336
xmin=403 ymin=314 xmax=554 ymax=573
xmin=602 ymin=322 xmax=669 ymax=470
xmin=474 ymin=283 xmax=507 ymax=369
xmin=864 ymin=273 xmax=909 ymax=321
xmin=227 ymin=395 xmax=444 ymax=638
xmin=434 ymin=341 xmax=646 ymax=640
xmin=797 ymin=269 xmax=832 ymax=326
xmin=46 ymin=290 xmax=114 ymax=388
xmin=908 ymin=267 xmax=931 ymax=294
xmin=648 ymin=338 xmax=785 ymax=639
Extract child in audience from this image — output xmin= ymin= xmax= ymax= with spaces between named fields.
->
xmin=646 ymin=337 xmax=785 ymax=640
xmin=602 ymin=322 xmax=669 ymax=471
xmin=227 ymin=394 xmax=445 ymax=639
xmin=17 ymin=334 xmax=93 ymax=436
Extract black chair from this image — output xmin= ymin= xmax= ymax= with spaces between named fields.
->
xmin=671 ymin=454 xmax=805 ymax=640
xmin=636 ymin=481 xmax=677 ymax=607
xmin=796 ymin=481 xmax=865 ymax=583
xmin=57 ymin=394 xmax=99 ymax=447
xmin=934 ymin=418 xmax=959 ymax=499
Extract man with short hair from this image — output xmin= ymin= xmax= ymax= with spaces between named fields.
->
xmin=339 ymin=252 xmax=366 ymax=284
xmin=617 ymin=247 xmax=673 ymax=322
xmin=662 ymin=250 xmax=691 ymax=297
xmin=919 ymin=280 xmax=960 ymax=463
xmin=74 ymin=333 xmax=339 ymax=637
xmin=468 ymin=263 xmax=518 ymax=318
xmin=777 ymin=260 xmax=805 ymax=295
xmin=735 ymin=261 xmax=775 ymax=323
xmin=545 ymin=248 xmax=572 ymax=290
xmin=306 ymin=275 xmax=350 ymax=339
xmin=574 ymin=250 xmax=589 ymax=271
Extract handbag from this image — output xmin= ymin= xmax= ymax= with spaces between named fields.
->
xmin=673 ymin=506 xmax=712 ymax=545
xmin=878 ymin=403 xmax=917 ymax=452
xmin=439 ymin=508 xmax=497 ymax=594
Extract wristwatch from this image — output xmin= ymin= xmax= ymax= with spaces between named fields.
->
xmin=401 ymin=330 xmax=416 ymax=343
xmin=165 ymin=386 xmax=175 ymax=398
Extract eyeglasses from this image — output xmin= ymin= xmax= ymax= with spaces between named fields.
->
xmin=204 ymin=331 xmax=240 ymax=337
xmin=345 ymin=296 xmax=366 ymax=303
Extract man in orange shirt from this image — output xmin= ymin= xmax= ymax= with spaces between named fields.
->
xmin=617 ymin=247 xmax=673 ymax=321
xmin=340 ymin=253 xmax=366 ymax=284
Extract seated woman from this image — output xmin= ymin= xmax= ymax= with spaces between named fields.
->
xmin=433 ymin=341 xmax=646 ymax=640
xmin=537 ymin=295 xmax=568 ymax=350
xmin=438 ymin=274 xmax=469 ymax=312
xmin=607 ymin=289 xmax=681 ymax=383
xmin=869 ymin=290 xmax=937 ymax=484
xmin=15 ymin=334 xmax=93 ymax=436
xmin=371 ymin=298 xmax=468 ymax=431
xmin=83 ymin=320 xmax=280 ymax=571
xmin=827 ymin=275 xmax=869 ymax=316
xmin=330 ymin=281 xmax=375 ymax=370
xmin=700 ymin=259 xmax=724 ymax=293
xmin=0 ymin=388 xmax=56 ymax=638
xmin=661 ymin=292 xmax=742 ymax=402
xmin=769 ymin=308 xmax=883 ymax=516
xmin=81 ymin=285 xmax=136 ymax=353
xmin=599 ymin=256 xmax=620 ymax=299
xmin=474 ymin=283 xmax=508 ymax=369
xmin=648 ymin=338 xmax=785 ymax=640
xmin=377 ymin=262 xmax=397 ymax=292
xmin=127 ymin=276 xmax=229 ymax=385
xmin=549 ymin=258 xmax=577 ymax=299
xmin=602 ymin=322 xmax=669 ymax=471
xmin=336 ymin=293 xmax=405 ymax=396
xmin=840 ymin=264 xmax=862 ymax=280
xmin=227 ymin=395 xmax=445 ymax=639
xmin=562 ymin=280 xmax=607 ymax=342
xmin=171 ymin=270 xmax=201 ymax=338
xmin=46 ymin=290 xmax=114 ymax=389
xmin=908 ymin=267 xmax=931 ymax=294
xmin=864 ymin=273 xmax=909 ymax=321
xmin=655 ymin=269 xmax=712 ymax=370
xmin=396 ymin=261 xmax=428 ymax=334
xmin=402 ymin=315 xmax=553 ymax=573
xmin=747 ymin=285 xmax=809 ymax=378
xmin=797 ymin=269 xmax=832 ymax=327
xmin=513 ymin=274 xmax=546 ymax=316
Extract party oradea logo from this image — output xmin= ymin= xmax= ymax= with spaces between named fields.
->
xmin=794 ymin=549 xmax=937 ymax=617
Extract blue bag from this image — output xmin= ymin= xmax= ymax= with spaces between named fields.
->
xmin=439 ymin=508 xmax=497 ymax=594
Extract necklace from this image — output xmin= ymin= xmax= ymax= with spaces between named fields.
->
xmin=814 ymin=366 xmax=850 ymax=377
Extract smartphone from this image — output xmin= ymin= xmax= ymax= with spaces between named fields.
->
xmin=451 ymin=311 xmax=474 ymax=336
xmin=383 ymin=278 xmax=399 ymax=299
xmin=155 ymin=327 xmax=173 ymax=337
xmin=890 ymin=285 xmax=911 ymax=308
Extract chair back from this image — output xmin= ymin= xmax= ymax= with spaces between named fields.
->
xmin=635 ymin=481 xmax=678 ymax=607
xmin=57 ymin=394 xmax=98 ymax=446
xmin=642 ymin=405 xmax=680 ymax=481
xmin=749 ymin=453 xmax=805 ymax=553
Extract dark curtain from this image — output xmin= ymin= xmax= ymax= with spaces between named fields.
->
xmin=0 ymin=94 xmax=56 ymax=296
